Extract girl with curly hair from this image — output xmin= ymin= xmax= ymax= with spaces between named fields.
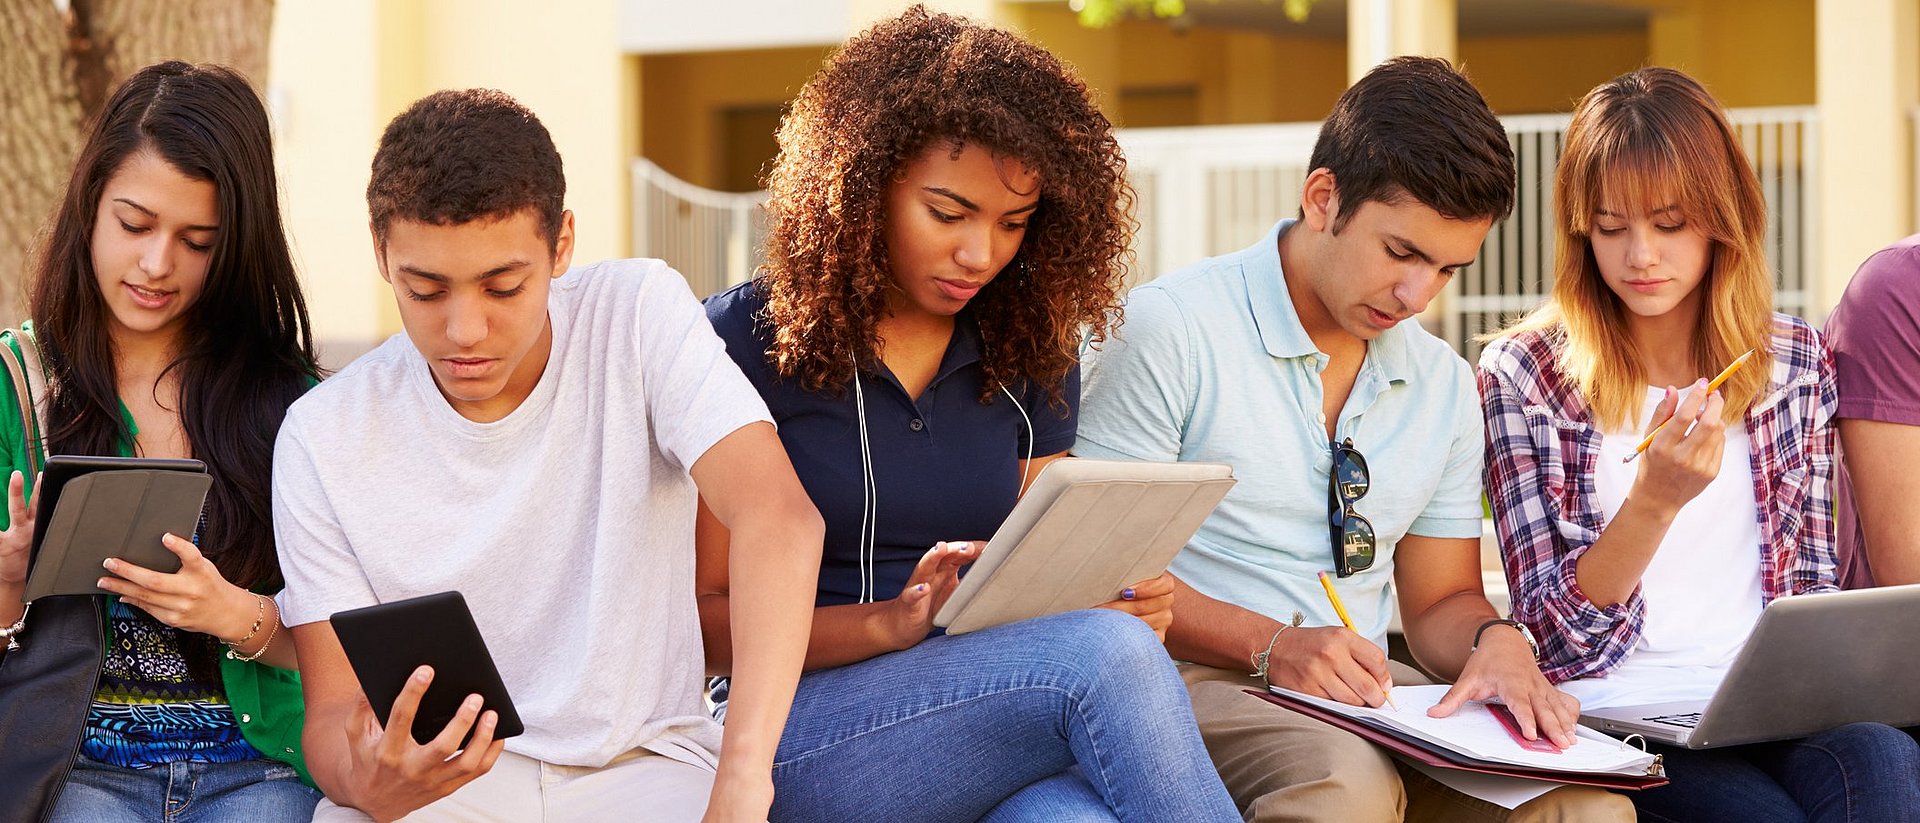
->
xmin=697 ymin=6 xmax=1234 ymax=822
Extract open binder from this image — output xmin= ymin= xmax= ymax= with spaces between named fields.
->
xmin=1249 ymin=686 xmax=1669 ymax=790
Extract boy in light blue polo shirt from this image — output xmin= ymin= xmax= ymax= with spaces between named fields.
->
xmin=1077 ymin=58 xmax=1631 ymax=823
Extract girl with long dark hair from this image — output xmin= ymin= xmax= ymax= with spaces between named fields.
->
xmin=0 ymin=61 xmax=323 ymax=822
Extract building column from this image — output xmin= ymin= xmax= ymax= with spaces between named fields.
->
xmin=1347 ymin=0 xmax=1457 ymax=83
xmin=1815 ymin=0 xmax=1919 ymax=318
xmin=1347 ymin=0 xmax=1459 ymax=331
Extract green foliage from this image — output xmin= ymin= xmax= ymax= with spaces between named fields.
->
xmin=1071 ymin=0 xmax=1317 ymax=28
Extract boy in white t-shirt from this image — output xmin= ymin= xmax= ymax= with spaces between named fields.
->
xmin=275 ymin=89 xmax=822 ymax=822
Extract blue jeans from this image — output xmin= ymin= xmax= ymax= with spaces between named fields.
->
xmin=46 ymin=754 xmax=319 ymax=823
xmin=1634 ymin=722 xmax=1920 ymax=823
xmin=768 ymin=609 xmax=1237 ymax=823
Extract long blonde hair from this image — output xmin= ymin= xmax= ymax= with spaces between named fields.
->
xmin=1502 ymin=67 xmax=1773 ymax=430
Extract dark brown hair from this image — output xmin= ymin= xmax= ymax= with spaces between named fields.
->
xmin=1308 ymin=56 xmax=1516 ymax=232
xmin=367 ymin=89 xmax=566 ymax=251
xmin=31 ymin=61 xmax=320 ymax=594
xmin=759 ymin=5 xmax=1133 ymax=403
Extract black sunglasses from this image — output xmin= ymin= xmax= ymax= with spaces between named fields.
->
xmin=1327 ymin=437 xmax=1375 ymax=578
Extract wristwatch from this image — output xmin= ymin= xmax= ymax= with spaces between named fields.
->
xmin=1472 ymin=618 xmax=1538 ymax=662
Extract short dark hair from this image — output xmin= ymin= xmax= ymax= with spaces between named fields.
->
xmin=1308 ymin=56 xmax=1515 ymax=232
xmin=367 ymin=89 xmax=565 ymax=250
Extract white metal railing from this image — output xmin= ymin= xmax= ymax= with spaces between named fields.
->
xmin=631 ymin=107 xmax=1819 ymax=357
xmin=631 ymin=157 xmax=768 ymax=298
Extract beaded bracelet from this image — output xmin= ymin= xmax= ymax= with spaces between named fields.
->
xmin=1250 ymin=610 xmax=1306 ymax=679
xmin=0 ymin=603 xmax=29 ymax=651
xmin=228 ymin=602 xmax=279 ymax=663
xmin=223 ymin=593 xmax=267 ymax=658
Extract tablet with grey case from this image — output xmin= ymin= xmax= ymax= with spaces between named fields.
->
xmin=23 ymin=455 xmax=210 ymax=602
xmin=934 ymin=458 xmax=1235 ymax=635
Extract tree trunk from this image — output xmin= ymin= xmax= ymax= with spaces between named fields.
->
xmin=0 ymin=0 xmax=83 ymax=327
xmin=0 ymin=0 xmax=274 ymax=325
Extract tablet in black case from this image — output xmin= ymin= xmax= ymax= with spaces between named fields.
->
xmin=331 ymin=591 xmax=524 ymax=746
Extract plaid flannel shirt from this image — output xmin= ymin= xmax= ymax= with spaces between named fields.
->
xmin=1477 ymin=314 xmax=1839 ymax=683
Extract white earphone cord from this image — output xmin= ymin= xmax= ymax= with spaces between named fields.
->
xmin=851 ymin=357 xmax=1033 ymax=606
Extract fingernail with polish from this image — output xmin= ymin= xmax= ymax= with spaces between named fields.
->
xmin=1121 ymin=588 xmax=1136 ymax=601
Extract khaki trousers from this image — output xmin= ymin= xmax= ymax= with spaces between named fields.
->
xmin=311 ymin=747 xmax=725 ymax=823
xmin=1181 ymin=663 xmax=1634 ymax=823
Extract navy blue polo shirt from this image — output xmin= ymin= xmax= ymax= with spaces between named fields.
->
xmin=705 ymin=280 xmax=1078 ymax=607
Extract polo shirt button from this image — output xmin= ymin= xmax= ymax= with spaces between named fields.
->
xmin=240 ymin=714 xmax=251 ymax=723
xmin=909 ymin=418 xmax=925 ymax=432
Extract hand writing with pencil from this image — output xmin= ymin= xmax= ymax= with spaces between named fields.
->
xmin=1631 ymin=379 xmax=1728 ymax=518
xmin=1260 ymin=625 xmax=1396 ymax=709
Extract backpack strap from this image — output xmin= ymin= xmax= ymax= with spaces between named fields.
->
xmin=0 ymin=328 xmax=49 ymax=476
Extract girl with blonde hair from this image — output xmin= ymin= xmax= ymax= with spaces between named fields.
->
xmin=1480 ymin=67 xmax=1920 ymax=821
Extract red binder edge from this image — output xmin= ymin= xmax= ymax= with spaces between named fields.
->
xmin=1244 ymin=689 xmax=1668 ymax=790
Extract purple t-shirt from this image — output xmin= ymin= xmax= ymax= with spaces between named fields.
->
xmin=1824 ymin=233 xmax=1920 ymax=588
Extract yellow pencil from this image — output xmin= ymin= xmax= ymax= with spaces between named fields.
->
xmin=1622 ymin=348 xmax=1756 ymax=464
xmin=1318 ymin=571 xmax=1398 ymax=710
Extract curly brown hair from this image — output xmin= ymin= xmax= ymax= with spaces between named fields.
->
xmin=759 ymin=4 xmax=1133 ymax=404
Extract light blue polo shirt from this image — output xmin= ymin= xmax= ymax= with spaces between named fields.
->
xmin=1076 ymin=219 xmax=1485 ymax=648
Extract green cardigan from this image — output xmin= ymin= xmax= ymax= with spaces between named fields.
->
xmin=0 ymin=332 xmax=312 ymax=785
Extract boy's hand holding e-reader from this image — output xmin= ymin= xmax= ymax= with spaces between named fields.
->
xmin=331 ymin=591 xmax=524 ymax=747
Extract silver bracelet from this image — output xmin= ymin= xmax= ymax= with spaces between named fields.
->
xmin=1250 ymin=610 xmax=1305 ymax=679
xmin=0 ymin=602 xmax=29 ymax=651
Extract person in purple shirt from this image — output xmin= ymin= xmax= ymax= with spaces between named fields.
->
xmin=1825 ymin=234 xmax=1920 ymax=587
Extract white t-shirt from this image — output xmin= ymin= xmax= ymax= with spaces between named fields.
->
xmin=1559 ymin=385 xmax=1765 ymax=710
xmin=273 ymin=259 xmax=772 ymax=768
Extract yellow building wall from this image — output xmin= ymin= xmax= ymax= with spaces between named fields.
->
xmin=1648 ymin=0 xmax=1815 ymax=107
xmin=1004 ymin=4 xmax=1346 ymax=126
xmin=270 ymin=0 xmax=390 ymax=365
xmin=397 ymin=0 xmax=633 ymax=264
xmin=639 ymin=46 xmax=834 ymax=190
xmin=1460 ymin=29 xmax=1650 ymax=114
xmin=271 ymin=0 xmax=634 ymax=355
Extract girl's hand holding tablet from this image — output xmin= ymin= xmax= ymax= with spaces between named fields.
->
xmin=1097 ymin=571 xmax=1176 ymax=642
xmin=876 ymin=540 xmax=982 ymax=650
xmin=0 ymin=471 xmax=35 ymax=588
xmin=96 ymin=531 xmax=257 ymax=643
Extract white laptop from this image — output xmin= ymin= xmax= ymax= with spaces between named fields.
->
xmin=1581 ymin=583 xmax=1920 ymax=748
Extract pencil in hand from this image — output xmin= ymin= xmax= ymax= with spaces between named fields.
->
xmin=1623 ymin=348 xmax=1755 ymax=464
xmin=1318 ymin=571 xmax=1398 ymax=710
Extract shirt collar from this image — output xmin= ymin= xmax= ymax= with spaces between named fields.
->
xmin=1245 ymin=219 xmax=1319 ymax=360
xmin=1244 ymin=219 xmax=1415 ymax=386
xmin=934 ymin=310 xmax=985 ymax=383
